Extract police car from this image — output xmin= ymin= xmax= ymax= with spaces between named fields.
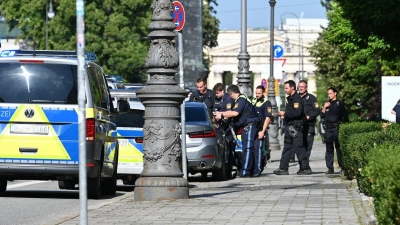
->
xmin=110 ymin=89 xmax=144 ymax=185
xmin=0 ymin=50 xmax=128 ymax=199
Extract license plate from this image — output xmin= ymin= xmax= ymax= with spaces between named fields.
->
xmin=118 ymin=139 xmax=129 ymax=146
xmin=10 ymin=124 xmax=49 ymax=135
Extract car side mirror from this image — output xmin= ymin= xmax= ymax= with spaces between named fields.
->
xmin=116 ymin=99 xmax=130 ymax=113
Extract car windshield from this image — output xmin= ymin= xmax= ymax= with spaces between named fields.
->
xmin=0 ymin=63 xmax=78 ymax=104
xmin=115 ymin=109 xmax=145 ymax=127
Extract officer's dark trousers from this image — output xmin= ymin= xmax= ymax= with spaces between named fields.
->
xmin=324 ymin=127 xmax=343 ymax=169
xmin=253 ymin=135 xmax=264 ymax=175
xmin=280 ymin=129 xmax=310 ymax=170
xmin=240 ymin=125 xmax=257 ymax=176
xmin=303 ymin=125 xmax=315 ymax=160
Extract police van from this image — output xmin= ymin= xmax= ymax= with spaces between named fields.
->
xmin=0 ymin=50 xmax=126 ymax=199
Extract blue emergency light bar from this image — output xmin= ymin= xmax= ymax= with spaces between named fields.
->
xmin=0 ymin=50 xmax=97 ymax=61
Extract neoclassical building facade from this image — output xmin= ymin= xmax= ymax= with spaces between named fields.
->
xmin=206 ymin=19 xmax=327 ymax=97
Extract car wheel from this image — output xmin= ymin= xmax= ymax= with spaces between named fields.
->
xmin=212 ymin=151 xmax=228 ymax=181
xmin=58 ymin=180 xmax=76 ymax=190
xmin=88 ymin=166 xmax=102 ymax=199
xmin=0 ymin=179 xmax=7 ymax=192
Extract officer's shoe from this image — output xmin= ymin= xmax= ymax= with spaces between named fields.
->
xmin=325 ymin=168 xmax=334 ymax=174
xmin=273 ymin=168 xmax=289 ymax=175
xmin=297 ymin=169 xmax=312 ymax=175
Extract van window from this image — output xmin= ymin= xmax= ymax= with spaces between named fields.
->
xmin=115 ymin=109 xmax=144 ymax=127
xmin=0 ymin=63 xmax=78 ymax=104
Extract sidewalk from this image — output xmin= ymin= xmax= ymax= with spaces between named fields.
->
xmin=59 ymin=142 xmax=376 ymax=225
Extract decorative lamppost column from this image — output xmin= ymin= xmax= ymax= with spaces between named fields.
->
xmin=46 ymin=0 xmax=55 ymax=50
xmin=134 ymin=0 xmax=189 ymax=201
xmin=237 ymin=0 xmax=252 ymax=97
xmin=268 ymin=0 xmax=280 ymax=151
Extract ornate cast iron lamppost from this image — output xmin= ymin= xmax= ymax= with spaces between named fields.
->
xmin=268 ymin=0 xmax=280 ymax=151
xmin=237 ymin=0 xmax=252 ymax=97
xmin=134 ymin=0 xmax=189 ymax=201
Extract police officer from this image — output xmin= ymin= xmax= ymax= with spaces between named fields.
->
xmin=212 ymin=83 xmax=237 ymax=178
xmin=274 ymin=80 xmax=312 ymax=175
xmin=391 ymin=99 xmax=400 ymax=123
xmin=321 ymin=87 xmax=349 ymax=174
xmin=213 ymin=84 xmax=258 ymax=177
xmin=189 ymin=77 xmax=215 ymax=111
xmin=290 ymin=80 xmax=320 ymax=161
xmin=252 ymin=85 xmax=272 ymax=176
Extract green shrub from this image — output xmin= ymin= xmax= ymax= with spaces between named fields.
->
xmin=363 ymin=145 xmax=400 ymax=225
xmin=338 ymin=122 xmax=383 ymax=179
xmin=346 ymin=129 xmax=400 ymax=195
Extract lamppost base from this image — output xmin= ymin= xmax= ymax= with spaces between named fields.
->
xmin=134 ymin=177 xmax=189 ymax=201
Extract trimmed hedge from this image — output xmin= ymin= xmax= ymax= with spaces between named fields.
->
xmin=363 ymin=145 xmax=400 ymax=225
xmin=338 ymin=122 xmax=383 ymax=179
xmin=346 ymin=128 xmax=400 ymax=195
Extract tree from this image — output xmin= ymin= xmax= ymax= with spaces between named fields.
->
xmin=202 ymin=0 xmax=220 ymax=70
xmin=309 ymin=3 xmax=396 ymax=119
xmin=0 ymin=0 xmax=152 ymax=83
xmin=335 ymin=0 xmax=400 ymax=54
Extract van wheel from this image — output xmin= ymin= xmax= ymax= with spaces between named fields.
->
xmin=58 ymin=180 xmax=76 ymax=190
xmin=0 ymin=179 xmax=7 ymax=192
xmin=101 ymin=166 xmax=117 ymax=195
xmin=88 ymin=167 xmax=101 ymax=199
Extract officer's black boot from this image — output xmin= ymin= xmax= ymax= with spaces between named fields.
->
xmin=273 ymin=168 xmax=289 ymax=175
xmin=297 ymin=160 xmax=312 ymax=175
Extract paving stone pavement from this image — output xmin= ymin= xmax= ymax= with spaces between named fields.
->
xmin=58 ymin=141 xmax=376 ymax=225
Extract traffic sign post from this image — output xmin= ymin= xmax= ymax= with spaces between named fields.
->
xmin=172 ymin=1 xmax=185 ymax=32
xmin=172 ymin=1 xmax=187 ymax=180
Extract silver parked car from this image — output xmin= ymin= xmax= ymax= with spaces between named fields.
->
xmin=185 ymin=102 xmax=232 ymax=181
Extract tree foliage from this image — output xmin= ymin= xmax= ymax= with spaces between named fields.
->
xmin=335 ymin=0 xmax=400 ymax=53
xmin=309 ymin=2 xmax=400 ymax=120
xmin=202 ymin=0 xmax=219 ymax=49
xmin=0 ymin=0 xmax=149 ymax=83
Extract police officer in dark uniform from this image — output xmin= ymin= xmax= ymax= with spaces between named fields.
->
xmin=290 ymin=80 xmax=320 ymax=161
xmin=391 ymin=99 xmax=400 ymax=123
xmin=213 ymin=84 xmax=258 ymax=177
xmin=274 ymin=80 xmax=312 ymax=175
xmin=252 ymin=85 xmax=272 ymax=176
xmin=212 ymin=83 xmax=237 ymax=178
xmin=321 ymin=87 xmax=349 ymax=174
xmin=189 ymin=77 xmax=215 ymax=111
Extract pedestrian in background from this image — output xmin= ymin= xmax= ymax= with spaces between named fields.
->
xmin=252 ymin=85 xmax=272 ymax=176
xmin=274 ymin=80 xmax=312 ymax=175
xmin=213 ymin=85 xmax=258 ymax=177
xmin=391 ymin=98 xmax=400 ymax=123
xmin=321 ymin=87 xmax=348 ymax=174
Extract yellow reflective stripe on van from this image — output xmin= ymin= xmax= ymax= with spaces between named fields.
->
xmin=0 ymin=104 xmax=71 ymax=160
xmin=118 ymin=134 xmax=143 ymax=164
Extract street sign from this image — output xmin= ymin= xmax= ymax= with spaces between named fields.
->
xmin=273 ymin=45 xmax=284 ymax=58
xmin=172 ymin=1 xmax=185 ymax=31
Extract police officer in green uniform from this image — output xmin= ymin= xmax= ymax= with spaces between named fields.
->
xmin=274 ymin=80 xmax=312 ymax=175
xmin=214 ymin=85 xmax=258 ymax=177
xmin=290 ymin=80 xmax=320 ymax=161
xmin=252 ymin=85 xmax=272 ymax=176
xmin=321 ymin=87 xmax=348 ymax=174
xmin=189 ymin=77 xmax=215 ymax=110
